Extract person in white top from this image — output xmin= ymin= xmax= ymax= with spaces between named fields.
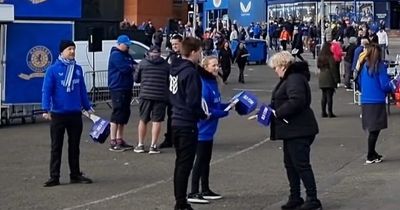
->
xmin=230 ymin=24 xmax=239 ymax=41
xmin=376 ymin=27 xmax=389 ymax=60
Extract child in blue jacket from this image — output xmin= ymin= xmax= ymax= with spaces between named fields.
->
xmin=188 ymin=56 xmax=230 ymax=204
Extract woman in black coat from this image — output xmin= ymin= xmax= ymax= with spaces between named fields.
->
xmin=292 ymin=28 xmax=305 ymax=62
xmin=218 ymin=40 xmax=233 ymax=83
xmin=268 ymin=51 xmax=322 ymax=210
xmin=234 ymin=42 xmax=249 ymax=83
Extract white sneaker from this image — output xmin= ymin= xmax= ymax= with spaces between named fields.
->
xmin=187 ymin=193 xmax=210 ymax=204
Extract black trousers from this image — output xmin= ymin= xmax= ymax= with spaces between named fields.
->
xmin=321 ymin=88 xmax=335 ymax=115
xmin=163 ymin=104 xmax=172 ymax=144
xmin=281 ymin=40 xmax=288 ymax=50
xmin=238 ymin=64 xmax=245 ymax=83
xmin=49 ymin=113 xmax=83 ymax=178
xmin=293 ymin=53 xmax=305 ymax=62
xmin=283 ymin=136 xmax=317 ymax=199
xmin=368 ymin=130 xmax=381 ymax=159
xmin=191 ymin=140 xmax=213 ymax=194
xmin=221 ymin=66 xmax=231 ymax=82
xmin=172 ymin=126 xmax=198 ymax=206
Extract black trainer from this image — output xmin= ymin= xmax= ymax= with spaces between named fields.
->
xmin=299 ymin=198 xmax=322 ymax=210
xmin=281 ymin=197 xmax=304 ymax=210
xmin=202 ymin=190 xmax=223 ymax=200
xmin=187 ymin=193 xmax=210 ymax=204
xmin=159 ymin=140 xmax=173 ymax=148
xmin=174 ymin=203 xmax=194 ymax=210
xmin=43 ymin=178 xmax=60 ymax=187
xmin=70 ymin=174 xmax=93 ymax=184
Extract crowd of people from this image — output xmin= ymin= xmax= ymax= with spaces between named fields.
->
xmin=39 ymin=15 xmax=400 ymax=210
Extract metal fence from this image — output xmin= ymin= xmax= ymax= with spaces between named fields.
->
xmin=83 ymin=70 xmax=140 ymax=106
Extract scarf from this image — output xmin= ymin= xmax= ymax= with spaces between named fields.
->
xmin=58 ymin=55 xmax=76 ymax=92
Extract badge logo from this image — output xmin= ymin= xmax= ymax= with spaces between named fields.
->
xmin=20 ymin=46 xmax=52 ymax=80
xmin=213 ymin=0 xmax=222 ymax=8
xmin=240 ymin=1 xmax=252 ymax=15
xmin=30 ymin=0 xmax=47 ymax=4
xmin=169 ymin=75 xmax=178 ymax=94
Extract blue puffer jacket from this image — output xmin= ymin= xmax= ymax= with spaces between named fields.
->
xmin=359 ymin=61 xmax=393 ymax=104
xmin=198 ymin=69 xmax=229 ymax=141
xmin=42 ymin=59 xmax=91 ymax=113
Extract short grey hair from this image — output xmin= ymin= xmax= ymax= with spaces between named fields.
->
xmin=268 ymin=51 xmax=295 ymax=69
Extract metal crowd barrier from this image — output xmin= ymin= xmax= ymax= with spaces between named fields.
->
xmin=83 ymin=70 xmax=140 ymax=107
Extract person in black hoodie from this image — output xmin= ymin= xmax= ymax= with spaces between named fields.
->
xmin=160 ymin=34 xmax=183 ymax=149
xmin=170 ymin=37 xmax=208 ymax=210
xmin=268 ymin=51 xmax=322 ymax=210
xmin=292 ymin=28 xmax=305 ymax=62
xmin=133 ymin=46 xmax=170 ymax=154
xmin=218 ymin=40 xmax=233 ymax=83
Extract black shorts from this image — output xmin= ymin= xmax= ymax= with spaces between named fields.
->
xmin=110 ymin=90 xmax=132 ymax=124
xmin=139 ymin=99 xmax=167 ymax=123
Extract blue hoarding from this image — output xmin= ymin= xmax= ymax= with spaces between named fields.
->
xmin=5 ymin=22 xmax=73 ymax=104
xmin=204 ymin=0 xmax=228 ymax=10
xmin=229 ymin=0 xmax=266 ymax=26
xmin=2 ymin=0 xmax=81 ymax=19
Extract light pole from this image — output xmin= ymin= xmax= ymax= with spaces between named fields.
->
xmin=192 ymin=0 xmax=197 ymax=37
xmin=320 ymin=0 xmax=325 ymax=46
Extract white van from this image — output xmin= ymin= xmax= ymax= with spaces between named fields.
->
xmin=74 ymin=40 xmax=149 ymax=91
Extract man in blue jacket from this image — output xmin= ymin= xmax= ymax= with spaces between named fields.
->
xmin=42 ymin=40 xmax=93 ymax=187
xmin=108 ymin=35 xmax=136 ymax=152
xmin=169 ymin=37 xmax=208 ymax=210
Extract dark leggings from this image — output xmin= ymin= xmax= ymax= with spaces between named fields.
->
xmin=368 ymin=130 xmax=381 ymax=159
xmin=321 ymin=88 xmax=335 ymax=114
xmin=191 ymin=141 xmax=213 ymax=194
xmin=293 ymin=53 xmax=305 ymax=62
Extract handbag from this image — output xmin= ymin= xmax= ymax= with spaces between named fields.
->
xmin=291 ymin=48 xmax=299 ymax=55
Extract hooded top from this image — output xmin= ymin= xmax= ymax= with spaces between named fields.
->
xmin=169 ymin=58 xmax=207 ymax=127
xmin=108 ymin=47 xmax=135 ymax=91
xmin=42 ymin=59 xmax=91 ymax=113
xmin=198 ymin=68 xmax=229 ymax=141
xmin=270 ymin=62 xmax=318 ymax=140
xmin=134 ymin=55 xmax=170 ymax=101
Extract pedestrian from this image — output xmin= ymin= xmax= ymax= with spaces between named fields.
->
xmin=218 ymin=40 xmax=233 ymax=84
xmin=317 ymin=42 xmax=340 ymax=118
xmin=330 ymin=41 xmax=343 ymax=86
xmin=160 ymin=34 xmax=183 ymax=149
xmin=279 ymin=26 xmax=291 ymax=51
xmin=188 ymin=56 xmax=229 ymax=204
xmin=234 ymin=42 xmax=249 ymax=83
xmin=169 ymin=37 xmax=208 ymax=210
xmin=357 ymin=43 xmax=398 ymax=164
xmin=42 ymin=40 xmax=94 ymax=187
xmin=291 ymin=27 xmax=305 ymax=62
xmin=343 ymin=37 xmax=358 ymax=90
xmin=376 ymin=27 xmax=389 ymax=60
xmin=268 ymin=51 xmax=322 ymax=210
xmin=133 ymin=46 xmax=170 ymax=154
xmin=108 ymin=35 xmax=135 ymax=152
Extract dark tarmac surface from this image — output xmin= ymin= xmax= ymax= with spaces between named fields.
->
xmin=1 ymin=42 xmax=400 ymax=210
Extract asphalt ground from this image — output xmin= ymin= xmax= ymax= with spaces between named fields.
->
xmin=1 ymin=40 xmax=400 ymax=210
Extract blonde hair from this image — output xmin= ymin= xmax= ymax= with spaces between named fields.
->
xmin=268 ymin=51 xmax=295 ymax=69
xmin=201 ymin=56 xmax=218 ymax=69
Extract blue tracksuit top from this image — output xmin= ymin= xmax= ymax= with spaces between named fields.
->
xmin=42 ymin=59 xmax=91 ymax=113
xmin=359 ymin=61 xmax=393 ymax=104
xmin=108 ymin=47 xmax=135 ymax=91
xmin=352 ymin=46 xmax=364 ymax=70
xmin=198 ymin=70 xmax=229 ymax=141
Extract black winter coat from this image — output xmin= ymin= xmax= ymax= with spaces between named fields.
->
xmin=270 ymin=62 xmax=319 ymax=140
xmin=292 ymin=33 xmax=304 ymax=54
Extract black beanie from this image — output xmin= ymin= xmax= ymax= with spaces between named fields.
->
xmin=59 ymin=40 xmax=76 ymax=53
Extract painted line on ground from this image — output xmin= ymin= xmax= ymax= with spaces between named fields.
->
xmin=63 ymin=138 xmax=270 ymax=210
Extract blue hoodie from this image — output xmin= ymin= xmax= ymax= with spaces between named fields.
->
xmin=42 ymin=59 xmax=91 ymax=113
xmin=198 ymin=69 xmax=229 ymax=141
xmin=352 ymin=46 xmax=364 ymax=71
xmin=108 ymin=47 xmax=135 ymax=91
xmin=169 ymin=58 xmax=207 ymax=127
xmin=359 ymin=61 xmax=393 ymax=104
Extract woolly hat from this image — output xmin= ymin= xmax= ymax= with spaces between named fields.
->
xmin=59 ymin=40 xmax=76 ymax=53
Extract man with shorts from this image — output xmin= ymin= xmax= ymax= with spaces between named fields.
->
xmin=133 ymin=46 xmax=170 ymax=154
xmin=108 ymin=35 xmax=135 ymax=152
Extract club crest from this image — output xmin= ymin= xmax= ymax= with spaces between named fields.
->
xmin=240 ymin=1 xmax=252 ymax=14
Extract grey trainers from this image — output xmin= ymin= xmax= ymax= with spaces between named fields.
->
xmin=134 ymin=145 xmax=145 ymax=153
xmin=149 ymin=145 xmax=161 ymax=154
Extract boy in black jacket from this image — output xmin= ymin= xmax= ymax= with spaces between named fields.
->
xmin=169 ymin=37 xmax=208 ymax=210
